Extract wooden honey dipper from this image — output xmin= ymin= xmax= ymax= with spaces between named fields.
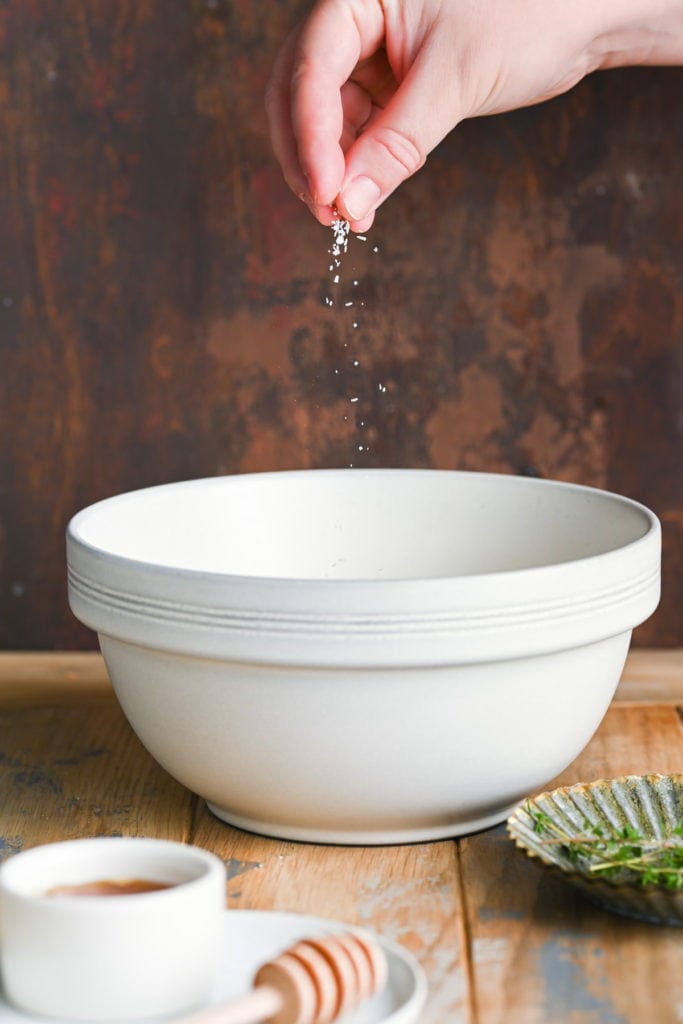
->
xmin=184 ymin=928 xmax=388 ymax=1024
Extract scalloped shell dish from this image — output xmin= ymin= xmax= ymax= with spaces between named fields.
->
xmin=507 ymin=774 xmax=683 ymax=926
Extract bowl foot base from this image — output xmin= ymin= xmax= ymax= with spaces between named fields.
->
xmin=205 ymin=801 xmax=520 ymax=845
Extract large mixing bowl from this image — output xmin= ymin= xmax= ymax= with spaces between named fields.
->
xmin=67 ymin=469 xmax=660 ymax=844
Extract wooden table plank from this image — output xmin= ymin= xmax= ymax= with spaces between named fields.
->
xmin=460 ymin=705 xmax=683 ymax=1024
xmin=0 ymin=696 xmax=195 ymax=851
xmin=614 ymin=648 xmax=683 ymax=704
xmin=0 ymin=656 xmax=682 ymax=1024
xmin=191 ymin=805 xmax=472 ymax=1024
xmin=551 ymin=704 xmax=683 ymax=786
xmin=0 ymin=651 xmax=110 ymax=705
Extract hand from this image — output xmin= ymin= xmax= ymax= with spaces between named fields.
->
xmin=266 ymin=0 xmax=683 ymax=231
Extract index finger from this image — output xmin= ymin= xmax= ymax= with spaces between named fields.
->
xmin=291 ymin=0 xmax=385 ymax=205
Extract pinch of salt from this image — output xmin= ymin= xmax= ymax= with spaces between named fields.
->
xmin=330 ymin=218 xmax=350 ymax=257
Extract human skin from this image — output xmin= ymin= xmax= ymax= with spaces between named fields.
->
xmin=266 ymin=0 xmax=683 ymax=231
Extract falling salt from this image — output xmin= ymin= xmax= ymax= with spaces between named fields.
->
xmin=330 ymin=218 xmax=350 ymax=257
xmin=323 ymin=219 xmax=387 ymax=463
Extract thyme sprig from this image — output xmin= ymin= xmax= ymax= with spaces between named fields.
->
xmin=526 ymin=804 xmax=683 ymax=890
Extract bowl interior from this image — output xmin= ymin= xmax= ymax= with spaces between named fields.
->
xmin=70 ymin=470 xmax=653 ymax=580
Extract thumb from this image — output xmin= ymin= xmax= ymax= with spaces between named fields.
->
xmin=337 ymin=46 xmax=461 ymax=222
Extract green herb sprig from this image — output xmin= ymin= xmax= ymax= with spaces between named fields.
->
xmin=526 ymin=804 xmax=683 ymax=890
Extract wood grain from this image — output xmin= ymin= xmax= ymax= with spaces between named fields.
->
xmin=0 ymin=2 xmax=682 ymax=650
xmin=0 ymin=651 xmax=111 ymax=705
xmin=192 ymin=808 xmax=471 ymax=1024
xmin=615 ymin=648 xmax=683 ymax=704
xmin=0 ymin=696 xmax=195 ymax=851
xmin=460 ymin=705 xmax=683 ymax=1024
xmin=2 ymin=656 xmax=682 ymax=1021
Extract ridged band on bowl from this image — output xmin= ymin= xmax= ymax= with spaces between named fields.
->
xmin=67 ymin=543 xmax=660 ymax=666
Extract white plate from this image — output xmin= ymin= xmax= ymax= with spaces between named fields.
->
xmin=0 ymin=909 xmax=427 ymax=1024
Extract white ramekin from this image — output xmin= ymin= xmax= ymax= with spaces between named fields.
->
xmin=0 ymin=837 xmax=226 ymax=1020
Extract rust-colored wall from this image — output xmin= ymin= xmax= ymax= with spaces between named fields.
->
xmin=1 ymin=1 xmax=682 ymax=649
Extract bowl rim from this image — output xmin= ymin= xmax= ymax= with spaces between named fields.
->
xmin=67 ymin=467 xmax=660 ymax=589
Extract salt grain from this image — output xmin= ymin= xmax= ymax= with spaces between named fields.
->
xmin=330 ymin=218 xmax=350 ymax=257
xmin=324 ymin=220 xmax=384 ymax=461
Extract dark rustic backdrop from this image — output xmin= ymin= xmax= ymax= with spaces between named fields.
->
xmin=1 ymin=1 xmax=682 ymax=649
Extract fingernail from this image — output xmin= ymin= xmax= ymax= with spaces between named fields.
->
xmin=342 ymin=176 xmax=381 ymax=221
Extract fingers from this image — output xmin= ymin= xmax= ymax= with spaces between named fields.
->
xmin=266 ymin=6 xmax=370 ymax=226
xmin=265 ymin=24 xmax=338 ymax=225
xmin=339 ymin=80 xmax=373 ymax=155
xmin=290 ymin=1 xmax=383 ymax=207
xmin=265 ymin=28 xmax=309 ymax=201
xmin=267 ymin=1 xmax=457 ymax=231
xmin=337 ymin=43 xmax=461 ymax=222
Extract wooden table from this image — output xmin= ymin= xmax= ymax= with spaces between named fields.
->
xmin=1 ymin=650 xmax=682 ymax=1024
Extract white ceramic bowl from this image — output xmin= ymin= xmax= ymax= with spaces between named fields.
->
xmin=67 ymin=469 xmax=660 ymax=844
xmin=0 ymin=838 xmax=226 ymax=1020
